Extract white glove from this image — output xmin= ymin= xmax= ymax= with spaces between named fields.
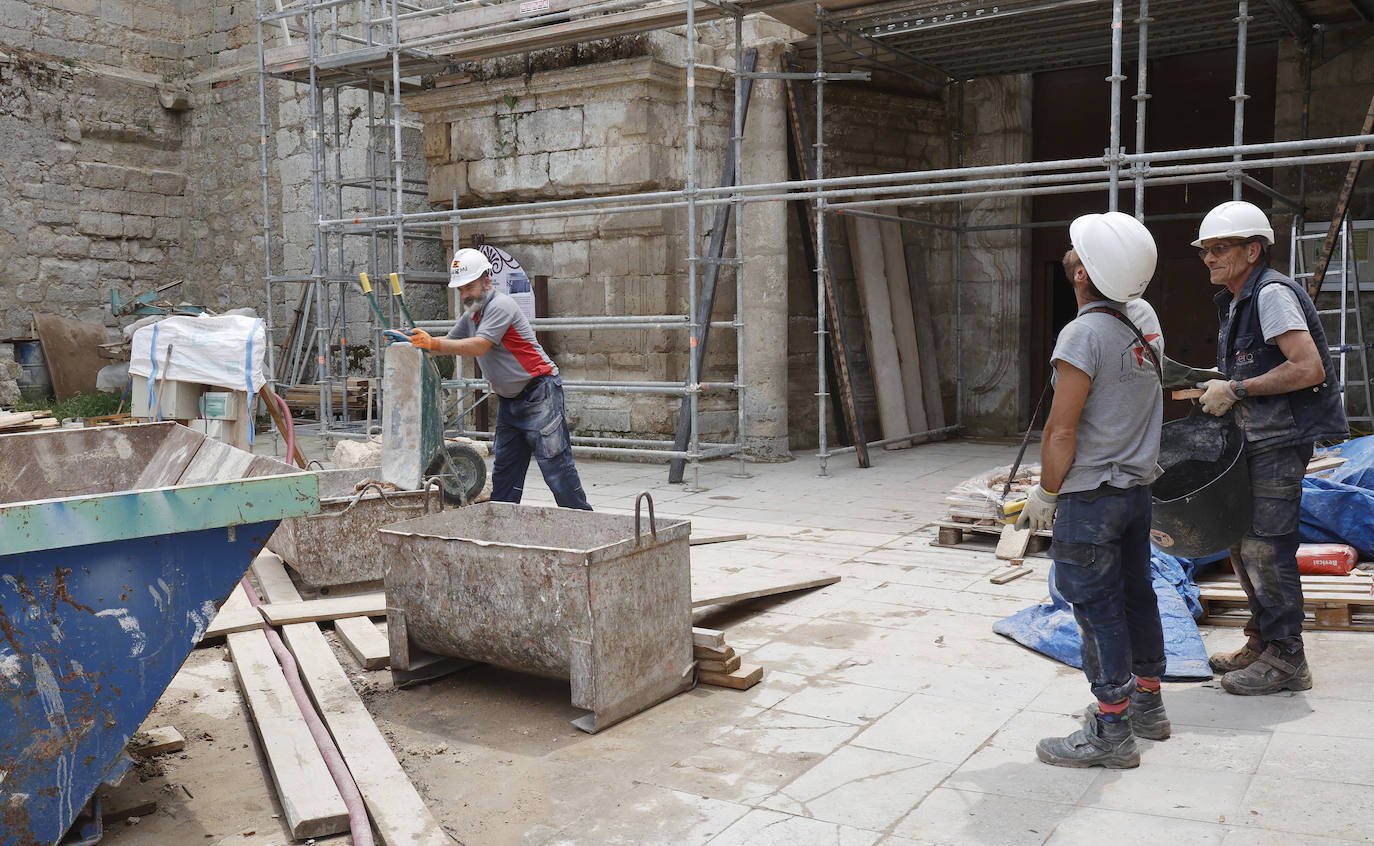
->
xmin=1015 ymin=484 xmax=1058 ymax=532
xmin=1200 ymin=379 xmax=1238 ymax=416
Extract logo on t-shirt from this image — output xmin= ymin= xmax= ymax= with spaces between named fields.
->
xmin=1118 ymin=332 xmax=1161 ymax=380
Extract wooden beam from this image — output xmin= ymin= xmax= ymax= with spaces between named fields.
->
xmin=335 ymin=617 xmax=391 ymax=670
xmin=252 ymin=553 xmax=450 ymax=846
xmin=691 ymin=574 xmax=839 ymax=608
xmin=691 ymin=627 xmax=727 ymax=649
xmin=259 ymin=593 xmax=387 ymax=626
xmin=699 ymin=664 xmax=762 ymax=690
xmin=227 ymin=629 xmax=350 ymax=839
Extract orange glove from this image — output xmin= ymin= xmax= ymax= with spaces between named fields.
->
xmin=403 ymin=327 xmax=441 ymax=352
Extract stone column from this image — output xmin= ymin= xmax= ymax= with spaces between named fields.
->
xmin=739 ymin=21 xmax=795 ymax=461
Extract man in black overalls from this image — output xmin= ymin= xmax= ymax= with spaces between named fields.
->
xmin=1194 ymin=200 xmax=1348 ymax=695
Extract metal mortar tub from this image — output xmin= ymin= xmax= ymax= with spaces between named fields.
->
xmin=0 ymin=422 xmax=318 ymax=846
xmin=379 ymin=496 xmax=692 ymax=734
xmin=268 ymin=467 xmax=430 ymax=588
xmin=1151 ymin=412 xmax=1252 ymax=558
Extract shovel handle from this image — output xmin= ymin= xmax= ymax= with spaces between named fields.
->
xmin=1172 ymin=388 xmax=1205 ymax=400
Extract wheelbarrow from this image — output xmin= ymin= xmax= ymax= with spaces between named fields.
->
xmin=0 ymin=422 xmax=319 ymax=846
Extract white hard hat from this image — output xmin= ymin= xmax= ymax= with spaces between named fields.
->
xmin=1192 ymin=200 xmax=1274 ymax=247
xmin=1069 ymin=211 xmax=1158 ymax=302
xmin=448 ymin=248 xmax=492 ymax=288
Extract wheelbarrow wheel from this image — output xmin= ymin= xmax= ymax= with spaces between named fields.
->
xmin=425 ymin=442 xmax=488 ymax=506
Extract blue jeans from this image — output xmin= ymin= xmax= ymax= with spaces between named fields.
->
xmin=1049 ymin=484 xmax=1166 ymax=703
xmin=1231 ymin=442 xmax=1312 ymax=649
xmin=490 ymin=375 xmax=592 ymax=510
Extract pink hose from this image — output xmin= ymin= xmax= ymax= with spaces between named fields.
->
xmin=239 ymin=577 xmax=375 ymax=845
xmin=270 ymin=390 xmax=298 ymax=468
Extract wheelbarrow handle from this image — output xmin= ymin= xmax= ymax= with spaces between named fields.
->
xmin=634 ymin=492 xmax=657 ymax=543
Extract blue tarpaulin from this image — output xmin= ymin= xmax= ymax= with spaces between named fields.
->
xmin=993 ymin=435 xmax=1374 ymax=680
xmin=992 ymin=551 xmax=1213 ymax=680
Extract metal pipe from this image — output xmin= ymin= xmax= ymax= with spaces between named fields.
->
xmin=1232 ymin=0 xmax=1251 ymax=200
xmin=732 ymin=9 xmax=747 ymax=479
xmin=954 ymin=80 xmax=965 ymax=436
xmin=1133 ymin=0 xmax=1150 ymax=219
xmin=831 ymin=208 xmax=957 ymax=230
xmin=825 ymin=425 xmax=962 ymax=455
xmin=815 ymin=1 xmax=829 ymax=477
xmin=256 ymin=0 xmax=278 ymax=385
xmin=686 ymin=0 xmax=700 ymax=488
xmin=1109 ymin=0 xmax=1124 ymax=211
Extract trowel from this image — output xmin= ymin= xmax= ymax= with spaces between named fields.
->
xmin=1161 ymin=354 xmax=1226 ymax=390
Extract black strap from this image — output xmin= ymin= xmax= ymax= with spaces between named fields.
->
xmin=1083 ymin=305 xmax=1162 ymax=382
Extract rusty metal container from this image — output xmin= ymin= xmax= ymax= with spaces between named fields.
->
xmin=378 ymin=497 xmax=692 ymax=733
xmin=267 ymin=468 xmax=428 ymax=588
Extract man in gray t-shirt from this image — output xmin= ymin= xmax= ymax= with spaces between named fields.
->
xmin=1023 ymin=212 xmax=1168 ymax=771
xmin=399 ymin=248 xmax=591 ymax=510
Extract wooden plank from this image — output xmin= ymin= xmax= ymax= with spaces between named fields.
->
xmin=253 ymin=552 xmax=449 ymax=846
xmin=691 ymin=627 xmax=727 ymax=649
xmin=903 ymin=240 xmax=946 ymax=431
xmin=877 ymin=207 xmax=928 ymax=439
xmin=128 ymin=727 xmax=185 ymax=757
xmin=1305 ymin=455 xmax=1347 ymax=474
xmin=990 ymin=564 xmax=1032 ymax=585
xmin=1172 ymin=388 xmax=1205 ymax=400
xmin=0 ymin=411 xmax=36 ymax=429
xmin=201 ymin=583 xmax=263 ymax=641
xmin=32 ymin=313 xmax=108 ymax=400
xmin=699 ymin=664 xmax=762 ymax=690
xmin=692 ymin=575 xmax=840 ymax=608
xmin=693 ymin=644 xmax=735 ymax=661
xmin=260 ymin=593 xmax=387 ymax=626
xmin=689 ymin=533 xmax=748 ymax=546
xmin=846 ymin=215 xmax=911 ymax=447
xmin=335 ymin=616 xmax=391 ymax=670
xmin=227 ymin=629 xmax=350 ymax=839
xmin=994 ymin=523 xmax=1032 ymax=561
xmin=697 ymin=654 xmax=742 ymax=674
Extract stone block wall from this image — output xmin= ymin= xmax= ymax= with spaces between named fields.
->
xmin=407 ymin=41 xmax=739 ymax=443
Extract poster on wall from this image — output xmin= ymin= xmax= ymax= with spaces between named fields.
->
xmin=478 ymin=244 xmax=536 ymax=321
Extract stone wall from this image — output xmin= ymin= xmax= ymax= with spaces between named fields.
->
xmin=407 ymin=37 xmax=740 ymax=443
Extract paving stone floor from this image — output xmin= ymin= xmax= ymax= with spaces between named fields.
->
xmin=197 ymin=436 xmax=1374 ymax=844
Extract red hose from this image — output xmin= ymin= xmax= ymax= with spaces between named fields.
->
xmin=239 ymin=577 xmax=374 ymax=845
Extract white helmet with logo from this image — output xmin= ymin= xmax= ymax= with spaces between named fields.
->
xmin=449 ymin=248 xmax=493 ymax=288
xmin=1191 ymin=200 xmax=1274 ymax=247
xmin=1069 ymin=211 xmax=1158 ymax=302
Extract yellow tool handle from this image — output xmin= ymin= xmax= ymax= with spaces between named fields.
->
xmin=389 ymin=272 xmax=402 ymax=296
xmin=359 ymin=272 xmax=372 ymax=294
xmin=999 ymin=497 xmax=1026 ymax=524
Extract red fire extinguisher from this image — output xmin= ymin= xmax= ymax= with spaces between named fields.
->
xmin=1296 ymin=543 xmax=1359 ymax=576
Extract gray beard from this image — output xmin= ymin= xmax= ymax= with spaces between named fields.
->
xmin=462 ymin=288 xmax=494 ymax=316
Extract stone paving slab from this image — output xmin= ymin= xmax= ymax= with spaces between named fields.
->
xmin=226 ymin=436 xmax=1374 ymax=845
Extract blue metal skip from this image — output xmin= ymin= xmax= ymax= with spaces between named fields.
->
xmin=0 ymin=423 xmax=319 ymax=846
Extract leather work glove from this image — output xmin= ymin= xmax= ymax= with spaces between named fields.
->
xmin=1014 ymin=484 xmax=1058 ymax=532
xmin=383 ymin=328 xmax=440 ymax=351
xmin=1199 ymin=379 xmax=1238 ymax=416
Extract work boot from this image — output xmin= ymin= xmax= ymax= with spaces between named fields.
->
xmin=1221 ymin=643 xmax=1313 ymax=695
xmin=1087 ymin=688 xmax=1171 ymax=741
xmin=1036 ymin=712 xmax=1139 ymax=769
xmin=1208 ymin=637 xmax=1263 ymax=674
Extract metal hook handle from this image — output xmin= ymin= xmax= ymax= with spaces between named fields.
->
xmin=634 ymin=491 xmax=657 ymax=544
xmin=422 ymin=476 xmax=446 ymax=514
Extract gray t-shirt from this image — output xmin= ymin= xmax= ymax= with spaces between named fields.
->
xmin=1226 ymin=283 xmax=1307 ymax=342
xmin=1050 ymin=298 xmax=1165 ymax=494
xmin=447 ymin=292 xmax=556 ymax=398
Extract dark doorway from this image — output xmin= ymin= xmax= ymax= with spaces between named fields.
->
xmin=1029 ymin=44 xmax=1278 ymax=422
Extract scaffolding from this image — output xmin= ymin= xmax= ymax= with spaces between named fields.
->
xmin=255 ymin=0 xmax=1374 ymax=480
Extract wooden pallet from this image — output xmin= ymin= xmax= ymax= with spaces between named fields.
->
xmin=1198 ymin=572 xmax=1374 ymax=632
xmin=934 ymin=520 xmax=1051 ymax=554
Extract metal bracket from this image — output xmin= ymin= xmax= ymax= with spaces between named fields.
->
xmin=634 ymin=492 xmax=657 ymax=543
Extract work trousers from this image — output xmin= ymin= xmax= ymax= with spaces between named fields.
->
xmin=490 ymin=375 xmax=592 ymax=511
xmin=1049 ymin=483 xmax=1166 ymax=703
xmin=1231 ymin=442 xmax=1313 ymax=650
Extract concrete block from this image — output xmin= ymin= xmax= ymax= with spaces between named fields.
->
xmin=122 ymin=215 xmax=155 ymax=239
xmin=89 ymin=240 xmax=127 ymax=260
xmin=77 ymin=210 xmax=124 ymax=238
xmin=552 ymin=240 xmax=590 ymax=277
xmin=569 ymin=404 xmax=632 ymax=433
xmin=0 ymin=0 xmax=37 ymax=29
xmin=451 ymin=115 xmax=502 ymax=161
xmin=427 ymin=161 xmax=467 ymax=206
xmin=37 ymin=206 xmax=75 ymax=226
xmin=467 ymin=153 xmax=549 ymax=196
xmin=423 ymin=122 xmax=450 ymax=160
xmin=516 ymin=107 xmax=582 ymax=153
xmin=146 ymin=169 xmax=186 ymax=195
xmin=548 ymin=148 xmax=607 ymax=192
xmin=54 ymin=234 xmax=90 ymax=258
xmin=583 ymin=100 xmax=649 ymax=145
